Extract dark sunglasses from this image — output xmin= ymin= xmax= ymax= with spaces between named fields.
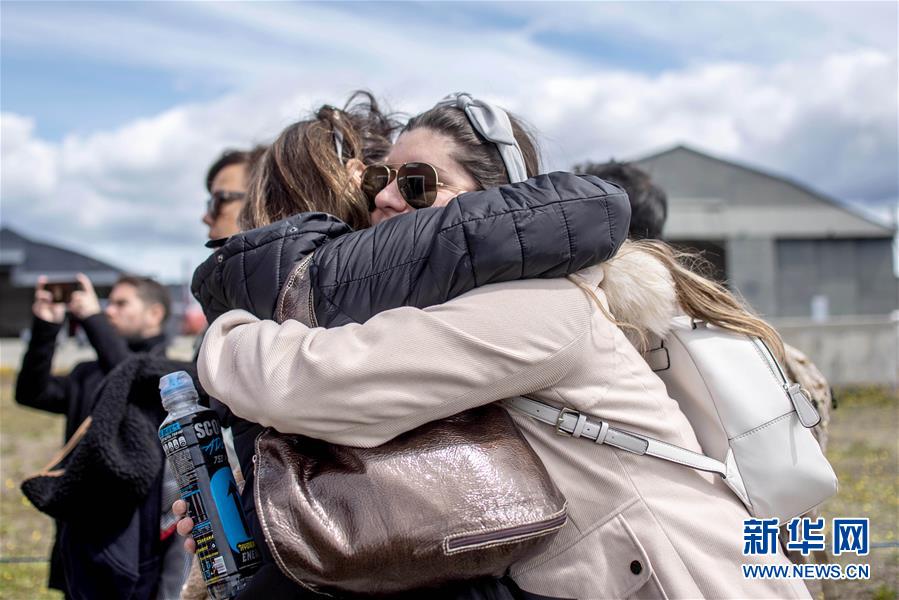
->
xmin=361 ymin=162 xmax=467 ymax=211
xmin=206 ymin=190 xmax=246 ymax=219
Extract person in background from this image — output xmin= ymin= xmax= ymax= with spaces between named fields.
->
xmin=188 ymin=146 xmax=267 ymax=337
xmin=203 ymin=146 xmax=267 ymax=240
xmin=15 ymin=273 xmax=175 ymax=598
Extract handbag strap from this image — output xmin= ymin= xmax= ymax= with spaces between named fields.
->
xmin=504 ymin=397 xmax=728 ymax=477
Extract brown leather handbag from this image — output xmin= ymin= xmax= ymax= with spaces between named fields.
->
xmin=253 ymin=402 xmax=567 ymax=595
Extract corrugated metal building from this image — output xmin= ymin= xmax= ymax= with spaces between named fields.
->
xmin=634 ymin=145 xmax=898 ymax=319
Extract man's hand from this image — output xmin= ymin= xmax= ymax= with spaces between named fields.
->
xmin=32 ymin=276 xmax=66 ymax=324
xmin=173 ymin=499 xmax=197 ymax=553
xmin=67 ymin=273 xmax=102 ymax=321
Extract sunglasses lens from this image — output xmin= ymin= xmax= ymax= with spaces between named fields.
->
xmin=397 ymin=163 xmax=438 ymax=208
xmin=362 ymin=166 xmax=392 ymax=210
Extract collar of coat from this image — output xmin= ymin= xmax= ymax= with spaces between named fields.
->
xmin=126 ymin=334 xmax=167 ymax=354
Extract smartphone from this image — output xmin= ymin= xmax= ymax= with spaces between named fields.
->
xmin=45 ymin=281 xmax=82 ymax=304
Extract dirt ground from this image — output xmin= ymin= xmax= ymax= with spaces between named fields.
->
xmin=0 ymin=373 xmax=896 ymax=599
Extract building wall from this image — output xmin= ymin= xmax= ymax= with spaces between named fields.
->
xmin=727 ymin=237 xmax=777 ymax=316
xmin=776 ymin=238 xmax=898 ymax=317
xmin=0 ymin=274 xmax=31 ymax=337
xmin=774 ymin=315 xmax=899 ymax=388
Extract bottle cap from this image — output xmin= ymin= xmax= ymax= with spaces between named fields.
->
xmin=159 ymin=370 xmax=196 ymax=402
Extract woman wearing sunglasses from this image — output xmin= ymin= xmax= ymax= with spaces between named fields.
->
xmin=362 ymin=98 xmax=536 ymax=223
xmin=193 ymin=92 xmax=809 ymax=600
xmin=185 ymin=93 xmax=630 ymax=599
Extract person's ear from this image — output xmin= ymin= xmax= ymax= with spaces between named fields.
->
xmin=345 ymin=158 xmax=366 ymax=190
xmin=147 ymin=303 xmax=166 ymax=328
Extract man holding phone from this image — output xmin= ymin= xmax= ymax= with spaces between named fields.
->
xmin=15 ymin=272 xmax=171 ymax=595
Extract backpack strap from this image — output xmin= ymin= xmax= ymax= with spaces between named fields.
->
xmin=505 ymin=397 xmax=728 ymax=477
xmin=504 ymin=396 xmax=754 ymax=509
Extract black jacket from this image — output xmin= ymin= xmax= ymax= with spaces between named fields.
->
xmin=15 ymin=314 xmax=167 ymax=593
xmin=191 ymin=172 xmax=629 ymax=598
xmin=16 ymin=315 xmax=166 ymax=440
xmin=38 ymin=356 xmax=197 ymax=600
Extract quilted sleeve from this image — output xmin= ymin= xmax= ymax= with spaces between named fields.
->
xmin=311 ymin=172 xmax=630 ymax=326
xmin=192 ymin=213 xmax=352 ymax=323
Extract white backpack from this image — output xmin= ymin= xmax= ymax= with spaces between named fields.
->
xmin=507 ymin=316 xmax=838 ymax=523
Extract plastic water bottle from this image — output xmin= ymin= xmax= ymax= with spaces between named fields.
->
xmin=158 ymin=371 xmax=261 ymax=599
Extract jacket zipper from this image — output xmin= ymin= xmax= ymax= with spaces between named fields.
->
xmin=445 ymin=512 xmax=567 ymax=552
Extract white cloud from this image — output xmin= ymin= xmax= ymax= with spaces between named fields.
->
xmin=521 ymin=49 xmax=897 ymax=204
xmin=1 ymin=113 xmax=59 ymax=199
xmin=501 ymin=2 xmax=897 ymax=64
xmin=1 ymin=3 xmax=896 ymax=281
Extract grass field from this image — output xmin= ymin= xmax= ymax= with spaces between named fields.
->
xmin=0 ymin=372 xmax=896 ymax=599
xmin=0 ymin=371 xmax=63 ymax=600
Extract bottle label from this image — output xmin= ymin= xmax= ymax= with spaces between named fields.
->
xmin=159 ymin=411 xmax=260 ymax=585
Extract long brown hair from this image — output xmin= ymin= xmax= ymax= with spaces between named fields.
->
xmin=573 ymin=240 xmax=786 ymax=364
xmin=635 ymin=240 xmax=784 ymax=362
xmin=240 ymin=91 xmax=400 ymax=231
xmin=403 ymin=104 xmax=540 ymax=190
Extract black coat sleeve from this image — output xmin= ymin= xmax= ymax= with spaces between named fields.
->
xmin=80 ymin=314 xmax=133 ymax=374
xmin=15 ymin=317 xmax=68 ymax=415
xmin=192 ymin=213 xmax=352 ymax=323
xmin=311 ymin=172 xmax=630 ymax=326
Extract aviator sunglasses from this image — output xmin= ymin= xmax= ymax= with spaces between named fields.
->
xmin=361 ymin=162 xmax=468 ymax=211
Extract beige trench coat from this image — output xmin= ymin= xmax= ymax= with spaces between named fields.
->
xmin=198 ymin=249 xmax=811 ymax=600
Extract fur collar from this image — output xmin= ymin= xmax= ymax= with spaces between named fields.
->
xmin=600 ymin=241 xmax=679 ymax=344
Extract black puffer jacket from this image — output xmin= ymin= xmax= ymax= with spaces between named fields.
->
xmin=193 ymin=172 xmax=629 ymax=326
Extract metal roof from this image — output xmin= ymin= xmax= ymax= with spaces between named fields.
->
xmin=633 ymin=145 xmax=896 ymax=239
xmin=0 ymin=227 xmax=123 ymax=287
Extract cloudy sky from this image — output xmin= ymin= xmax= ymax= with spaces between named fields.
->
xmin=2 ymin=1 xmax=897 ymax=282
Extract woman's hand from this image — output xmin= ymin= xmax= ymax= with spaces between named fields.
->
xmin=173 ymin=499 xmax=197 ymax=553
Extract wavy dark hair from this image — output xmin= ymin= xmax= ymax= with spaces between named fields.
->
xmin=205 ymin=146 xmax=267 ymax=193
xmin=240 ymin=91 xmax=401 ymax=231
